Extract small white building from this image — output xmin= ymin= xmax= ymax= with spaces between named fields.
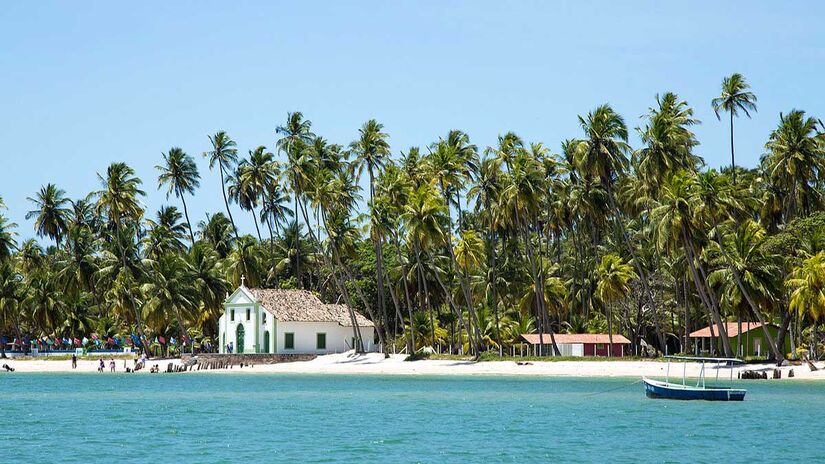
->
xmin=218 ymin=286 xmax=376 ymax=354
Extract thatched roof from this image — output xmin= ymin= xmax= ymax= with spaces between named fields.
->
xmin=246 ymin=288 xmax=374 ymax=327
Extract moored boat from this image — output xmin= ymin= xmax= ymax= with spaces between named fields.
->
xmin=643 ymin=378 xmax=746 ymax=401
xmin=643 ymin=356 xmax=746 ymax=401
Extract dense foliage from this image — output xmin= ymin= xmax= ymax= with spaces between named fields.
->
xmin=3 ymin=73 xmax=825 ymax=360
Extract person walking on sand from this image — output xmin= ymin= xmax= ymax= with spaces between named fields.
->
xmin=71 ymin=354 xmax=77 ymax=369
xmin=98 ymin=359 xmax=104 ymax=372
xmin=109 ymin=359 xmax=115 ymax=372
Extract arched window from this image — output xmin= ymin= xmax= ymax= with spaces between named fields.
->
xmin=236 ymin=324 xmax=245 ymax=354
xmin=262 ymin=331 xmax=270 ymax=354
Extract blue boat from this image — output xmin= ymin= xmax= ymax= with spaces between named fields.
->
xmin=643 ymin=356 xmax=747 ymax=401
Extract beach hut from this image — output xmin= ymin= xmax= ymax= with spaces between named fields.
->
xmin=689 ymin=322 xmax=791 ymax=358
xmin=519 ymin=333 xmax=631 ymax=357
xmin=218 ymin=285 xmax=376 ymax=354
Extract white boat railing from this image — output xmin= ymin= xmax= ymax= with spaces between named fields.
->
xmin=663 ymin=356 xmax=745 ymax=388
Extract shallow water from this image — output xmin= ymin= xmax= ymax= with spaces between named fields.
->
xmin=1 ymin=373 xmax=822 ymax=463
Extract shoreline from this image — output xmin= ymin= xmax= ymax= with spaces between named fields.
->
xmin=4 ymin=352 xmax=823 ymax=380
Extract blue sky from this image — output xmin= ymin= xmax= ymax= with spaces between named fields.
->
xmin=2 ymin=1 xmax=824 ymax=240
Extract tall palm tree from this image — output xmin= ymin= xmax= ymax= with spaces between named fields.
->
xmin=712 ymin=73 xmax=757 ymax=185
xmin=26 ymin=183 xmax=70 ymax=248
xmin=350 ymin=119 xmax=392 ymax=349
xmin=232 ymin=146 xmax=278 ymax=242
xmin=203 ymin=131 xmax=239 ymax=239
xmin=276 ymin=112 xmax=315 ymax=288
xmin=156 ymin=147 xmax=201 ymax=244
xmin=650 ymin=171 xmax=734 ymax=356
xmin=468 ymin=156 xmax=504 ymax=351
xmin=93 ymin=162 xmax=150 ymax=354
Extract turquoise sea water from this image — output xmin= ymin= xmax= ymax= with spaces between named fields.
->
xmin=2 ymin=373 xmax=823 ymax=463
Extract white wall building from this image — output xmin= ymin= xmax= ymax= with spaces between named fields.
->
xmin=218 ymin=286 xmax=376 ymax=354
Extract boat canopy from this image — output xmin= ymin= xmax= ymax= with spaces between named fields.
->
xmin=664 ymin=356 xmax=745 ymax=364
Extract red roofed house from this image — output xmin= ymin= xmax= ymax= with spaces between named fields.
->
xmin=520 ymin=333 xmax=631 ymax=357
xmin=689 ymin=322 xmax=790 ymax=358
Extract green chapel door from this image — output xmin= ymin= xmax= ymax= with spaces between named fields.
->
xmin=263 ymin=331 xmax=270 ymax=353
xmin=236 ymin=324 xmax=245 ymax=354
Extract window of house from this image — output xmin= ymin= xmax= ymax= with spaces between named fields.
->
xmin=284 ymin=333 xmax=295 ymax=350
xmin=230 ymin=309 xmax=235 ymax=321
xmin=262 ymin=312 xmax=266 ymax=324
xmin=316 ymin=333 xmax=327 ymax=350
xmin=596 ymin=343 xmax=605 ymax=350
xmin=246 ymin=308 xmax=250 ymax=321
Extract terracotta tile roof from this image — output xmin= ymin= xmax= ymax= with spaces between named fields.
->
xmin=246 ymin=288 xmax=374 ymax=327
xmin=689 ymin=322 xmax=772 ymax=338
xmin=520 ymin=333 xmax=631 ymax=345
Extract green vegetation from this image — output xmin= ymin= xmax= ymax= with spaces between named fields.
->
xmin=2 ymin=74 xmax=825 ymax=361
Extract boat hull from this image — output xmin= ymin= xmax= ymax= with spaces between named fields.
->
xmin=643 ymin=379 xmax=746 ymax=401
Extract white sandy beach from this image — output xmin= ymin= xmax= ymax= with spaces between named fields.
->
xmin=4 ymin=352 xmax=824 ymax=380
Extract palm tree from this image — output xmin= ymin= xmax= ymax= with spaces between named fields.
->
xmin=26 ymin=183 xmax=70 ymax=248
xmin=712 ymin=73 xmax=757 ymax=185
xmin=232 ymin=146 xmax=278 ymax=242
xmin=468 ymin=156 xmax=504 ymax=351
xmin=762 ymin=110 xmax=824 ymax=221
xmin=787 ymin=252 xmax=825 ymax=359
xmin=203 ymin=131 xmax=239 ymax=239
xmin=651 ymin=171 xmax=734 ymax=356
xmin=189 ymin=242 xmax=229 ymax=338
xmin=143 ymin=206 xmax=188 ymax=260
xmin=94 ymin=162 xmax=150 ymax=354
xmin=709 ymin=219 xmax=782 ymax=359
xmin=350 ymin=119 xmax=392 ymax=350
xmin=142 ymin=253 xmax=197 ymax=353
xmin=157 ymin=147 xmax=201 ymax=244
xmin=596 ymin=253 xmax=637 ymax=356
xmin=401 ymin=184 xmax=447 ymax=346
xmin=197 ymin=212 xmax=235 ymax=259
xmin=276 ymin=112 xmax=315 ymax=288
xmin=635 ymin=92 xmax=700 ymax=193
xmin=0 ymin=214 xmax=18 ymax=261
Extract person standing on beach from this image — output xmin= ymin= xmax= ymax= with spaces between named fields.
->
xmin=98 ymin=359 xmax=104 ymax=372
xmin=71 ymin=354 xmax=77 ymax=369
xmin=109 ymin=359 xmax=115 ymax=372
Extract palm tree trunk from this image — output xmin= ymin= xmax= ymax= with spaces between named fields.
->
xmin=368 ymin=168 xmax=390 ymax=356
xmin=681 ymin=226 xmax=733 ymax=357
xmin=729 ymin=111 xmax=737 ymax=185
xmin=294 ymin=192 xmax=301 ymax=288
xmin=442 ymin=190 xmax=481 ymax=356
xmin=489 ymin=224 xmax=501 ymax=355
xmin=250 ymin=206 xmax=262 ymax=242
xmin=219 ymin=166 xmax=239 ymax=240
xmin=264 ymin=210 xmax=275 ymax=260
xmin=605 ymin=185 xmax=666 ymax=351
xmin=179 ymin=191 xmax=195 ymax=245
xmin=392 ymin=232 xmax=416 ymax=354
xmin=425 ymin=249 xmax=472 ymax=355
xmin=413 ymin=239 xmax=435 ymax=349
xmin=711 ymin=223 xmax=782 ymax=360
